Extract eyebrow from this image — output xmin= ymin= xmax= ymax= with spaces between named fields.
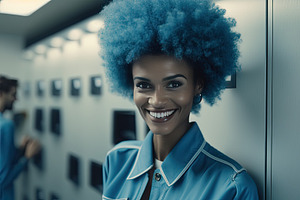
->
xmin=133 ymin=74 xmax=187 ymax=82
xmin=162 ymin=74 xmax=187 ymax=82
xmin=133 ymin=77 xmax=150 ymax=81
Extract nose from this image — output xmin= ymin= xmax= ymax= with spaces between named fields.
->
xmin=148 ymin=88 xmax=168 ymax=108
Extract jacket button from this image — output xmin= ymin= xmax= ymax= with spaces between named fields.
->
xmin=155 ymin=173 xmax=161 ymax=181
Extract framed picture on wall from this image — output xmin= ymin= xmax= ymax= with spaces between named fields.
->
xmin=36 ymin=80 xmax=46 ymax=97
xmin=23 ymin=81 xmax=31 ymax=97
xmin=51 ymin=79 xmax=63 ymax=96
xmin=113 ymin=110 xmax=136 ymax=145
xmin=90 ymin=161 xmax=103 ymax=193
xmin=50 ymin=108 xmax=61 ymax=135
xmin=225 ymin=73 xmax=236 ymax=89
xmin=34 ymin=108 xmax=44 ymax=133
xmin=49 ymin=193 xmax=60 ymax=200
xmin=70 ymin=77 xmax=81 ymax=96
xmin=90 ymin=75 xmax=102 ymax=95
xmin=35 ymin=188 xmax=45 ymax=200
xmin=33 ymin=148 xmax=44 ymax=170
xmin=68 ymin=154 xmax=80 ymax=186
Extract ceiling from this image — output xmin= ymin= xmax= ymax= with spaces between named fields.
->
xmin=0 ymin=0 xmax=110 ymax=48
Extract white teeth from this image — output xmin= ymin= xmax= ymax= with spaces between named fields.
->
xmin=149 ymin=110 xmax=175 ymax=119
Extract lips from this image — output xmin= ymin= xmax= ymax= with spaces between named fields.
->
xmin=146 ymin=109 xmax=176 ymax=123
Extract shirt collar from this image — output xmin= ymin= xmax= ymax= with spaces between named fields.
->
xmin=127 ymin=122 xmax=206 ymax=186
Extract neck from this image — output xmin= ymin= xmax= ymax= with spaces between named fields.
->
xmin=152 ymin=121 xmax=192 ymax=161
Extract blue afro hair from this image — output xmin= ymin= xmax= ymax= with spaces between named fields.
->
xmin=99 ymin=0 xmax=240 ymax=113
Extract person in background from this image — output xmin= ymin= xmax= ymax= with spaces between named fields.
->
xmin=0 ymin=75 xmax=41 ymax=200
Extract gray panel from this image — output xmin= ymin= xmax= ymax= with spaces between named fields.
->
xmin=272 ymin=0 xmax=300 ymax=199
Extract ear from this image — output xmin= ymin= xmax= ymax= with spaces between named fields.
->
xmin=194 ymin=79 xmax=204 ymax=95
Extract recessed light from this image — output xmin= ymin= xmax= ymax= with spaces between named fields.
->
xmin=49 ymin=37 xmax=64 ymax=48
xmin=67 ymin=29 xmax=83 ymax=41
xmin=23 ymin=50 xmax=35 ymax=60
xmin=86 ymin=20 xmax=104 ymax=33
xmin=35 ymin=45 xmax=47 ymax=55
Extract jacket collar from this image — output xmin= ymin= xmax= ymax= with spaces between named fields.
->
xmin=127 ymin=122 xmax=206 ymax=186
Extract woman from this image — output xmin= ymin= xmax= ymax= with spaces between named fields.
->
xmin=99 ymin=0 xmax=259 ymax=199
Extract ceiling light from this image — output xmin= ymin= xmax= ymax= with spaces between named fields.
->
xmin=49 ymin=37 xmax=64 ymax=48
xmin=34 ymin=44 xmax=47 ymax=55
xmin=67 ymin=29 xmax=83 ymax=41
xmin=0 ymin=0 xmax=51 ymax=16
xmin=86 ymin=19 xmax=104 ymax=33
xmin=23 ymin=50 xmax=35 ymax=60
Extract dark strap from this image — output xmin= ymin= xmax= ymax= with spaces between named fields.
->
xmin=141 ymin=167 xmax=155 ymax=200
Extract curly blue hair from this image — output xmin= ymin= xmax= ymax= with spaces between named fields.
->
xmin=99 ymin=0 xmax=240 ymax=113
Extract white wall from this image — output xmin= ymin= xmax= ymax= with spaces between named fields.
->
xmin=0 ymin=34 xmax=25 ymax=76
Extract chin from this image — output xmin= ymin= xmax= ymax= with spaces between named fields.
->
xmin=146 ymin=120 xmax=177 ymax=136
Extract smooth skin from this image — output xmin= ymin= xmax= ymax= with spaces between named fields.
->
xmin=132 ymin=55 xmax=203 ymax=161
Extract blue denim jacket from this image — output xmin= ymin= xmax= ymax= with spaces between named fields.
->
xmin=102 ymin=123 xmax=259 ymax=200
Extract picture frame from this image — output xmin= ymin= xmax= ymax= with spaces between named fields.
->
xmin=70 ymin=77 xmax=81 ymax=96
xmin=36 ymin=80 xmax=46 ymax=97
xmin=23 ymin=81 xmax=31 ymax=97
xmin=90 ymin=75 xmax=102 ymax=95
xmin=68 ymin=154 xmax=80 ymax=186
xmin=34 ymin=108 xmax=44 ymax=132
xmin=50 ymin=108 xmax=61 ymax=135
xmin=49 ymin=193 xmax=60 ymax=200
xmin=35 ymin=188 xmax=45 ymax=200
xmin=33 ymin=148 xmax=44 ymax=170
xmin=225 ymin=73 xmax=236 ymax=89
xmin=113 ymin=110 xmax=136 ymax=145
xmin=90 ymin=161 xmax=103 ymax=193
xmin=51 ymin=79 xmax=63 ymax=96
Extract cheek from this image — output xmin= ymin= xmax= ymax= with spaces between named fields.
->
xmin=133 ymin=90 xmax=146 ymax=108
xmin=176 ymin=96 xmax=193 ymax=108
xmin=173 ymin=90 xmax=194 ymax=108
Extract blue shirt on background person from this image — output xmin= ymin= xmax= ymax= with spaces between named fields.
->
xmin=102 ymin=123 xmax=259 ymax=200
xmin=0 ymin=112 xmax=28 ymax=200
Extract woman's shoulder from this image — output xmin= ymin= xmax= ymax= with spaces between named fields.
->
xmin=202 ymin=143 xmax=245 ymax=175
xmin=103 ymin=140 xmax=143 ymax=178
xmin=198 ymin=143 xmax=258 ymax=198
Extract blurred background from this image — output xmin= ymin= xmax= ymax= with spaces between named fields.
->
xmin=0 ymin=0 xmax=299 ymax=199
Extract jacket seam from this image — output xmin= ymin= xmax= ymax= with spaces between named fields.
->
xmin=102 ymin=194 xmax=128 ymax=200
xmin=106 ymin=145 xmax=141 ymax=156
xmin=202 ymin=150 xmax=246 ymax=174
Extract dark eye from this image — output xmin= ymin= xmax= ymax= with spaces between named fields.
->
xmin=136 ymin=82 xmax=152 ymax=89
xmin=167 ymin=81 xmax=183 ymax=88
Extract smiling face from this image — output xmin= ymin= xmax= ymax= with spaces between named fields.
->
xmin=132 ymin=55 xmax=202 ymax=137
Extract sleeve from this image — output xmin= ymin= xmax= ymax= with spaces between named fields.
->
xmin=0 ymin=120 xmax=28 ymax=189
xmin=102 ymin=153 xmax=110 ymax=193
xmin=233 ymin=171 xmax=259 ymax=200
